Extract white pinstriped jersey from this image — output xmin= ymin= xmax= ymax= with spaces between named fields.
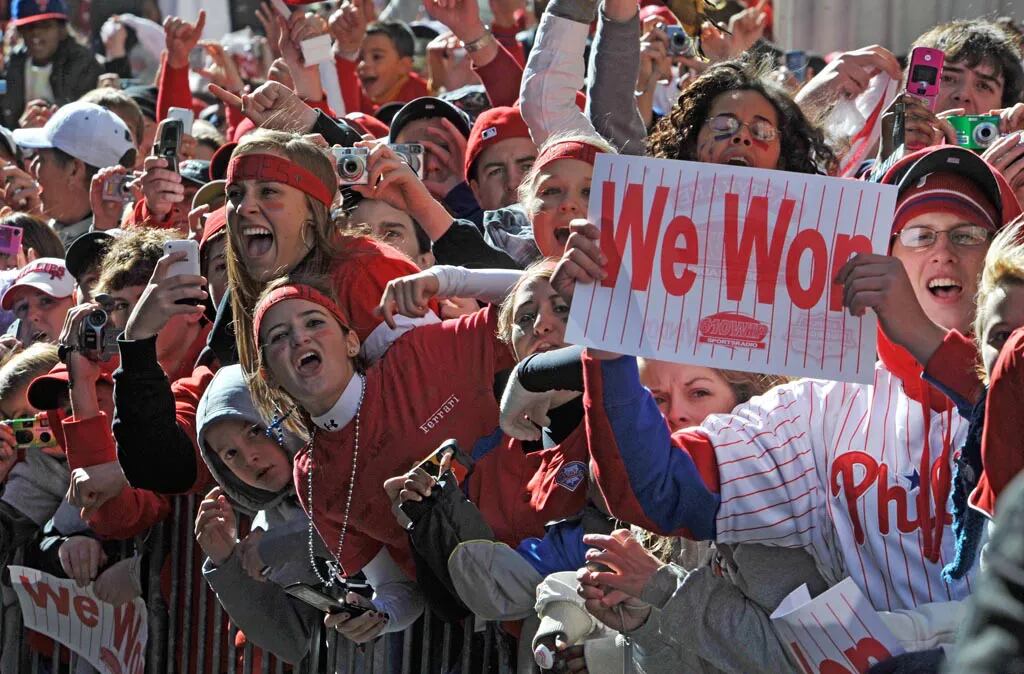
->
xmin=699 ymin=362 xmax=973 ymax=611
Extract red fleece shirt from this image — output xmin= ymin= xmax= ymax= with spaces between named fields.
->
xmin=335 ymin=57 xmax=429 ymax=114
xmin=295 ymin=305 xmax=516 ymax=579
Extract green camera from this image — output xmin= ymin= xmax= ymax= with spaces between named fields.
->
xmin=949 ymin=115 xmax=1002 ymax=150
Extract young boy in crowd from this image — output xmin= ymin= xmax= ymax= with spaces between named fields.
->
xmin=334 ymin=18 xmax=430 ymax=114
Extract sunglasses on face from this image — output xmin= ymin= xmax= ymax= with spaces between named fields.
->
xmin=894 ymin=224 xmax=992 ymax=249
xmin=705 ymin=114 xmax=779 ymax=143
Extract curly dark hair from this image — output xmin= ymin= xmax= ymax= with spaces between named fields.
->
xmin=647 ymin=59 xmax=838 ymax=176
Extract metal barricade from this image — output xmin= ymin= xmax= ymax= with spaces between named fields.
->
xmin=2 ymin=494 xmax=521 ymax=674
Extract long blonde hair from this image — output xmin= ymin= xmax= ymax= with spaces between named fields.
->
xmin=974 ymin=214 xmax=1024 ymax=380
xmin=225 ymin=131 xmax=342 ymax=382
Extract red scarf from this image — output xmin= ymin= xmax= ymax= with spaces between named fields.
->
xmin=877 ymin=327 xmax=954 ymax=563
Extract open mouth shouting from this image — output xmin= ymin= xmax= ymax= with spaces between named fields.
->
xmin=926 ymin=276 xmax=964 ymax=303
xmin=553 ymin=227 xmax=571 ymax=247
xmin=294 ymin=349 xmax=323 ymax=377
xmin=242 ymin=225 xmax=274 ymax=260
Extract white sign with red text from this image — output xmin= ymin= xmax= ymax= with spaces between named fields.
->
xmin=770 ymin=578 xmax=904 ymax=673
xmin=566 ymin=155 xmax=897 ymax=383
xmin=9 ymin=565 xmax=147 ymax=674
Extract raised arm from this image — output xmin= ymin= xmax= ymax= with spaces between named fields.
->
xmin=586 ymin=0 xmax=646 ymax=155
xmin=519 ymin=0 xmax=598 ymax=145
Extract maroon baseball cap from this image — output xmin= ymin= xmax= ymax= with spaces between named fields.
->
xmin=464 ymin=106 xmax=533 ymax=181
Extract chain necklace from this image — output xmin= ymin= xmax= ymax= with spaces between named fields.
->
xmin=306 ymin=373 xmax=366 ymax=586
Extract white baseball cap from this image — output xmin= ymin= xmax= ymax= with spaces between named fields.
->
xmin=13 ymin=102 xmax=134 ymax=169
xmin=1 ymin=258 xmax=75 ymax=310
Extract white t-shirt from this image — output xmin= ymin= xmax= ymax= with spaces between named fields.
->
xmin=24 ymin=61 xmax=54 ymax=105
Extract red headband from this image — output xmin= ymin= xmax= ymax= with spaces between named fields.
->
xmin=253 ymin=284 xmax=351 ymax=347
xmin=533 ymin=140 xmax=600 ymax=175
xmin=226 ymin=153 xmax=334 ymax=207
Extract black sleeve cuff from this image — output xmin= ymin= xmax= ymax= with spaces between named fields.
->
xmin=116 ymin=335 xmax=165 ymax=377
xmin=312 ymin=109 xmax=361 ymax=147
xmin=518 ymin=344 xmax=585 ymax=392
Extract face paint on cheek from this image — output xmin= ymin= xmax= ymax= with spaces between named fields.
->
xmin=750 ymin=138 xmax=771 ymax=150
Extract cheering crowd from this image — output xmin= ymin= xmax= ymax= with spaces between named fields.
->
xmin=1 ymin=0 xmax=1024 ymax=671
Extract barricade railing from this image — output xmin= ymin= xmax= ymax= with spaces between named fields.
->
xmin=2 ymin=494 xmax=519 ymax=674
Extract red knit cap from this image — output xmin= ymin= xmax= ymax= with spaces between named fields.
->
xmin=464 ymin=107 xmax=533 ymax=180
xmin=893 ymin=171 xmax=1001 ymax=239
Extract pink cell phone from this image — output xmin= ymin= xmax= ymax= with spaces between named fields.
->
xmin=0 ymin=225 xmax=24 ymax=257
xmin=906 ymin=47 xmax=945 ymax=112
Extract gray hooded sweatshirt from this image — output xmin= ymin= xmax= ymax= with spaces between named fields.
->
xmin=197 ymin=365 xmax=324 ymax=664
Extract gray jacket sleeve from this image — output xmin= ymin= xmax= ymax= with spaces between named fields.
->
xmin=202 ymin=554 xmax=321 ymax=664
xmin=630 ymin=563 xmax=801 ymax=674
xmin=586 ymin=7 xmax=647 ymax=155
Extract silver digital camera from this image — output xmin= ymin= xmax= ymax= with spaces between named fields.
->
xmin=77 ymin=307 xmax=118 ymax=361
xmin=664 ymin=25 xmax=695 ymax=58
xmin=333 ymin=147 xmax=370 ymax=186
xmin=389 ymin=143 xmax=425 ymax=179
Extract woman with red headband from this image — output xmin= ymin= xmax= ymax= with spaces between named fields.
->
xmin=247 ymin=273 xmax=516 ymax=625
xmin=224 ymin=130 xmax=437 ymax=386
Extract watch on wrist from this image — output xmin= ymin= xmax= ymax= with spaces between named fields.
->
xmin=57 ymin=343 xmax=76 ymax=364
xmin=463 ymin=31 xmax=496 ymax=53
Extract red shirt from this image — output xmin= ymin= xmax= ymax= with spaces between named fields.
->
xmin=294 ymin=305 xmax=516 ymax=578
xmin=335 ymin=56 xmax=430 ymax=115
xmin=466 ymin=424 xmax=589 ymax=546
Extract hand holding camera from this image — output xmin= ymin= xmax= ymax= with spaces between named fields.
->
xmin=0 ymin=422 xmax=18 ymax=483
xmin=90 ymin=166 xmax=136 ymax=231
xmin=59 ymin=301 xmax=119 ymax=369
xmin=340 ymin=142 xmax=439 ymax=212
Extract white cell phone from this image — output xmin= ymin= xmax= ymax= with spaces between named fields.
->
xmin=163 ymin=239 xmax=201 ymax=278
xmin=167 ymin=107 xmax=194 ymax=136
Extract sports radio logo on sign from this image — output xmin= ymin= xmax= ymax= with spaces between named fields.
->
xmin=697 ymin=312 xmax=769 ymax=350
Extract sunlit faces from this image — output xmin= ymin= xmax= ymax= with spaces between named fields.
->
xmin=935 ymin=59 xmax=1005 ymax=115
xmin=978 ymin=282 xmax=1024 ymax=376
xmin=9 ymin=287 xmax=74 ymax=345
xmin=226 ymin=153 xmax=315 ymax=282
xmin=350 ymin=199 xmax=433 ymax=268
xmin=204 ymin=417 xmax=293 ymax=492
xmin=18 ymin=19 xmax=63 ymax=65
xmin=470 ymin=137 xmax=537 ymax=212
xmin=529 ymin=158 xmax=593 ymax=258
xmin=638 ymin=360 xmax=739 ymax=433
xmin=258 ymin=299 xmax=360 ymax=417
xmin=510 ymin=277 xmax=570 ymax=361
xmin=891 ymin=211 xmax=990 ymax=334
xmin=695 ymin=90 xmax=782 ymax=170
xmin=30 ymin=148 xmax=87 ymax=223
xmin=395 ymin=119 xmax=457 ymax=186
xmin=357 ymin=33 xmax=413 ymax=102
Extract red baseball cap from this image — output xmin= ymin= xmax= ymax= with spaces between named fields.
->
xmin=29 ymin=362 xmax=116 ymax=411
xmin=464 ymin=106 xmax=533 ymax=181
xmin=200 ymin=206 xmax=228 ymax=253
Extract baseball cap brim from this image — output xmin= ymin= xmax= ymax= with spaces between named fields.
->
xmin=388 ymin=97 xmax=472 ymax=142
xmin=29 ymin=364 xmax=114 ymax=411
xmin=13 ymin=13 xmax=67 ymax=27
xmin=11 ymin=125 xmax=55 ymax=151
xmin=890 ymin=146 xmax=1003 ymax=218
xmin=192 ymin=180 xmax=226 ymax=210
xmin=1 ymin=279 xmax=67 ymax=310
xmin=65 ymin=231 xmax=117 ymax=280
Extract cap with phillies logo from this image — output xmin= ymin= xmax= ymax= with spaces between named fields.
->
xmin=464 ymin=106 xmax=533 ymax=181
xmin=13 ymin=102 xmax=134 ymax=170
xmin=11 ymin=0 xmax=68 ymax=27
xmin=1 ymin=258 xmax=75 ymax=310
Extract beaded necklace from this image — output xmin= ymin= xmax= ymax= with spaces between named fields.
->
xmin=306 ymin=373 xmax=366 ymax=586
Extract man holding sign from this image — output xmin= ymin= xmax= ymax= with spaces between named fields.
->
xmin=502 ymin=146 xmax=1021 ymax=665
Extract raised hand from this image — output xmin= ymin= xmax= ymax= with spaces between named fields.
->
xmin=164 ymin=10 xmax=207 ymax=70
xmin=550 ymin=220 xmax=606 ymax=304
xmin=796 ymin=44 xmax=902 ymax=107
xmin=194 ymin=487 xmax=238 ymax=566
xmin=423 ymin=0 xmax=487 ymax=43
xmin=195 ymin=41 xmax=245 ymax=95
xmin=209 ymin=81 xmax=319 ymax=133
xmin=329 ymin=0 xmax=372 ymax=58
xmin=255 ymin=1 xmax=285 ymax=59
xmin=89 ymin=166 xmax=133 ymax=231
xmin=124 ymin=252 xmax=208 ymax=341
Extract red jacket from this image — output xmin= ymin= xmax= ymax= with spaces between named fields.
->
xmin=296 ymin=305 xmax=516 ymax=579
xmin=335 ymin=56 xmax=430 ymax=114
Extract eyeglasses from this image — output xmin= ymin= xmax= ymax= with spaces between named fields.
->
xmin=705 ymin=114 xmax=779 ymax=143
xmin=895 ymin=224 xmax=992 ymax=249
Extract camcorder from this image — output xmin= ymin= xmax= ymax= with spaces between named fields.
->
xmin=77 ymin=295 xmax=119 ymax=361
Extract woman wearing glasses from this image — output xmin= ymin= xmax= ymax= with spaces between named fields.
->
xmin=647 ymin=60 xmax=838 ymax=174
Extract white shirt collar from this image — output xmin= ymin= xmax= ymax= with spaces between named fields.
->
xmin=311 ymin=373 xmax=363 ymax=432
